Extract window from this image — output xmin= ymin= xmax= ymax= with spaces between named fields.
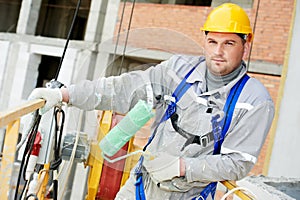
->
xmin=0 ymin=0 xmax=22 ymax=32
xmin=35 ymin=0 xmax=91 ymax=40
xmin=173 ymin=0 xmax=212 ymax=6
xmin=122 ymin=0 xmax=212 ymax=6
xmin=211 ymin=0 xmax=253 ymax=8
xmin=122 ymin=0 xmax=254 ymax=8
xmin=105 ymin=56 xmax=159 ymax=77
xmin=36 ymin=55 xmax=60 ymax=87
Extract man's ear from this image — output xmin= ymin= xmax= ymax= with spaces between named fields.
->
xmin=242 ymin=42 xmax=250 ymax=60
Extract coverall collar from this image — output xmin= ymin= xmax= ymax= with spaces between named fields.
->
xmin=186 ymin=59 xmax=248 ymax=96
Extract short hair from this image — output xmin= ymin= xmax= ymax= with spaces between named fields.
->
xmin=204 ymin=31 xmax=247 ymax=44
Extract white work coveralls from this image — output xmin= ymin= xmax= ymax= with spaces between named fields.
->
xmin=68 ymin=55 xmax=275 ymax=199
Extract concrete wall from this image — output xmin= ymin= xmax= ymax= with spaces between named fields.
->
xmin=267 ymin=0 xmax=300 ymax=178
xmin=0 ymin=1 xmax=120 ymax=199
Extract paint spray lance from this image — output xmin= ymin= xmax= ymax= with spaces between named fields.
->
xmin=99 ymin=84 xmax=154 ymax=162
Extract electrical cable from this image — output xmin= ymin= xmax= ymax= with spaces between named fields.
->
xmin=16 ymin=113 xmax=38 ymax=151
xmin=54 ymin=0 xmax=82 ymax=80
xmin=14 ymin=112 xmax=41 ymax=200
xmin=19 ymin=180 xmax=29 ymax=200
xmin=47 ymin=161 xmax=65 ymax=186
xmin=247 ymin=0 xmax=261 ymax=70
xmin=220 ymin=186 xmax=257 ymax=200
xmin=19 ymin=114 xmax=41 ymax=200
xmin=25 ymin=194 xmax=39 ymax=200
xmin=119 ymin=0 xmax=136 ymax=70
xmin=111 ymin=0 xmax=136 ymax=75
xmin=55 ymin=109 xmax=65 ymax=159
xmin=22 ymin=180 xmax=32 ymax=200
xmin=58 ymin=110 xmax=83 ymax=200
xmin=112 ymin=0 xmax=127 ymax=70
xmin=50 ymin=107 xmax=65 ymax=200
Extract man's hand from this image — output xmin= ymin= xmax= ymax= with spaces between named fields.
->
xmin=28 ymin=88 xmax=62 ymax=115
xmin=143 ymin=152 xmax=181 ymax=183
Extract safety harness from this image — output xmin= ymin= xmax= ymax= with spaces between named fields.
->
xmin=193 ymin=73 xmax=249 ymax=200
xmin=135 ymin=63 xmax=250 ymax=200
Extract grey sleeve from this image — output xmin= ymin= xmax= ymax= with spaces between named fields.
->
xmin=184 ymin=101 xmax=275 ymax=182
xmin=67 ymin=59 xmax=171 ymax=113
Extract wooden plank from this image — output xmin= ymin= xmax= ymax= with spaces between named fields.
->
xmin=0 ymin=99 xmax=45 ymax=127
xmin=0 ymin=119 xmax=20 ymax=199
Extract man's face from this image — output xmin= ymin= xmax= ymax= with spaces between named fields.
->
xmin=204 ymin=32 xmax=250 ymax=76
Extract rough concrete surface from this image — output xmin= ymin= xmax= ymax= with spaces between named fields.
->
xmin=237 ymin=175 xmax=300 ymax=200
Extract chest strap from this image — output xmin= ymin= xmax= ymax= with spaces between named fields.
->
xmin=194 ymin=74 xmax=250 ymax=200
xmin=170 ymin=112 xmax=214 ymax=150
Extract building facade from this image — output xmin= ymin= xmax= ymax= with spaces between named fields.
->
xmin=0 ymin=0 xmax=295 ymax=197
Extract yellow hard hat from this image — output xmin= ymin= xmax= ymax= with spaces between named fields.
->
xmin=201 ymin=3 xmax=253 ymax=42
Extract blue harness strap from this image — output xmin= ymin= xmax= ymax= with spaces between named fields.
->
xmin=135 ymin=155 xmax=146 ymax=200
xmin=193 ymin=74 xmax=250 ymax=200
xmin=161 ymin=65 xmax=197 ymax=123
xmin=143 ymin=64 xmax=198 ymax=152
xmin=135 ymin=64 xmax=198 ymax=200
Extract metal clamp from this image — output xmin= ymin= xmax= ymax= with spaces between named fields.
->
xmin=46 ymin=79 xmax=65 ymax=89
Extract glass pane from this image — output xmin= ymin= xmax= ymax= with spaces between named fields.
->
xmin=35 ymin=0 xmax=90 ymax=40
xmin=0 ymin=0 xmax=22 ymax=33
xmin=121 ymin=0 xmax=212 ymax=6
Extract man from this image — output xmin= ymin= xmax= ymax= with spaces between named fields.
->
xmin=29 ymin=3 xmax=274 ymax=200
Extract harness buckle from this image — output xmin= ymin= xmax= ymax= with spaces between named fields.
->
xmin=200 ymin=135 xmax=209 ymax=147
xmin=164 ymin=95 xmax=176 ymax=104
